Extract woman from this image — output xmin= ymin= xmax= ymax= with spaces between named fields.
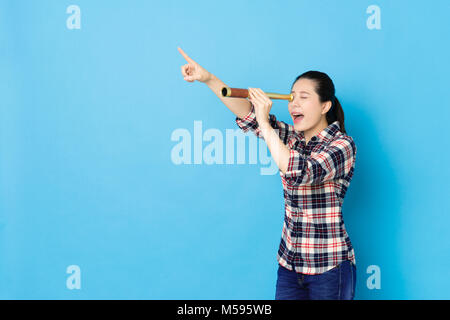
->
xmin=178 ymin=47 xmax=357 ymax=300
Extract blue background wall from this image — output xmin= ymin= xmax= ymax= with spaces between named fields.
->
xmin=1 ymin=0 xmax=449 ymax=299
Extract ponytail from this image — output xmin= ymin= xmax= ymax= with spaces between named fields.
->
xmin=326 ymin=96 xmax=346 ymax=134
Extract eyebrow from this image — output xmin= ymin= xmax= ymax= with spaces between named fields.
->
xmin=291 ymin=90 xmax=310 ymax=94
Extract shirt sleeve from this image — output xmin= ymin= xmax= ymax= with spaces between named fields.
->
xmin=284 ymin=136 xmax=356 ymax=185
xmin=235 ymin=103 xmax=293 ymax=145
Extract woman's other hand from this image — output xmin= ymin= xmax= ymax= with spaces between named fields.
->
xmin=178 ymin=47 xmax=212 ymax=83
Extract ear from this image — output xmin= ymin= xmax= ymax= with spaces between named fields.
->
xmin=321 ymin=101 xmax=332 ymax=114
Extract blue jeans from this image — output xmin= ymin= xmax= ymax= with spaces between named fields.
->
xmin=275 ymin=260 xmax=356 ymax=300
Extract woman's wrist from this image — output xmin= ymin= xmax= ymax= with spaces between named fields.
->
xmin=258 ymin=120 xmax=272 ymax=131
xmin=203 ymin=71 xmax=214 ymax=84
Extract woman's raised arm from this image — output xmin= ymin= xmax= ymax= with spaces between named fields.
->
xmin=178 ymin=47 xmax=252 ymax=119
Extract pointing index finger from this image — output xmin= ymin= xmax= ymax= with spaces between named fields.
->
xmin=177 ymin=47 xmax=195 ymax=64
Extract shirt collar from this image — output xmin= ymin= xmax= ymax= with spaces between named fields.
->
xmin=292 ymin=120 xmax=341 ymax=144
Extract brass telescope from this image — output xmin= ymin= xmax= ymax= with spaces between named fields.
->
xmin=221 ymin=87 xmax=293 ymax=102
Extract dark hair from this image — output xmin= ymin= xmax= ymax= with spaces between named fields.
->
xmin=291 ymin=71 xmax=347 ymax=134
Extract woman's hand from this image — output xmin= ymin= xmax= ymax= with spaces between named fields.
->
xmin=248 ymin=88 xmax=290 ymax=172
xmin=248 ymin=87 xmax=272 ymax=127
xmin=178 ymin=47 xmax=212 ymax=83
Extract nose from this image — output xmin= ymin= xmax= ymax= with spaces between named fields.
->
xmin=289 ymin=99 xmax=300 ymax=109
xmin=289 ymin=94 xmax=301 ymax=106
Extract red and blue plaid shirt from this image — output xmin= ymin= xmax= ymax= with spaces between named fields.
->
xmin=236 ymin=105 xmax=357 ymax=275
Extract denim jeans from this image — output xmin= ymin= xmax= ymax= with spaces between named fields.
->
xmin=275 ymin=260 xmax=356 ymax=300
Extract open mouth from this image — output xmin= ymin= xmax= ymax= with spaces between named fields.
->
xmin=292 ymin=113 xmax=304 ymax=122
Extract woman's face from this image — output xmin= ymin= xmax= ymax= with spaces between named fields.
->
xmin=288 ymin=78 xmax=330 ymax=132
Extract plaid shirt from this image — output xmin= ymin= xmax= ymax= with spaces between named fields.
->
xmin=235 ymin=105 xmax=357 ymax=275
